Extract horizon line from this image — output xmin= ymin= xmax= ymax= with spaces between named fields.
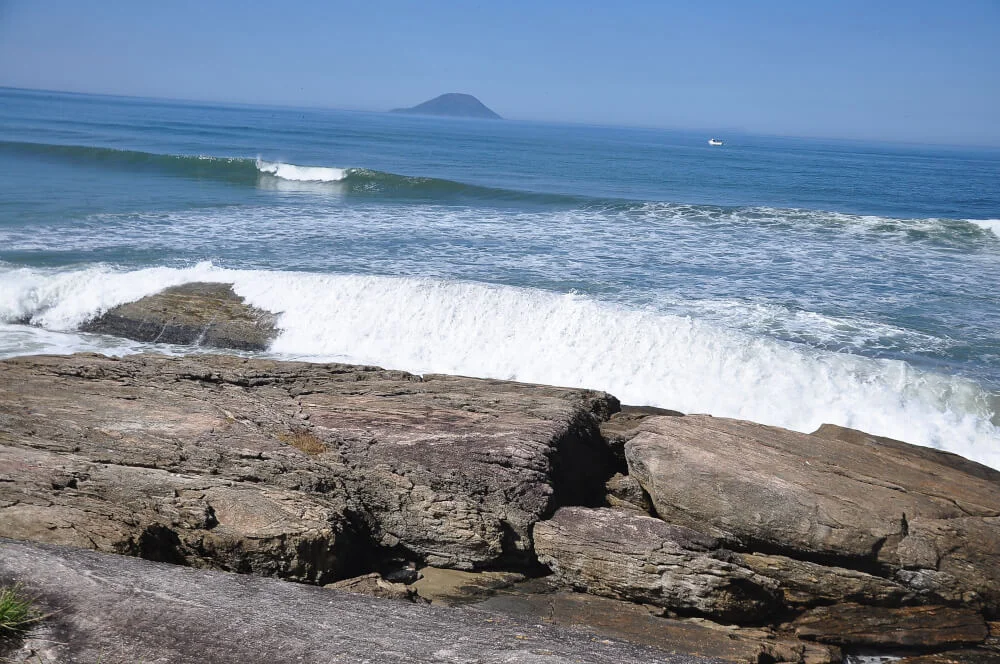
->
xmin=2 ymin=84 xmax=998 ymax=152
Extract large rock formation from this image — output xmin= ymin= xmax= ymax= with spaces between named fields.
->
xmin=80 ymin=282 xmax=279 ymax=350
xmin=534 ymin=507 xmax=781 ymax=622
xmin=0 ymin=352 xmax=618 ymax=576
xmin=624 ymin=415 xmax=1000 ymax=614
xmin=0 ymin=538 xmax=712 ymax=664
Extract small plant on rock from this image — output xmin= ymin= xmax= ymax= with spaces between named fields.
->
xmin=0 ymin=584 xmax=41 ymax=636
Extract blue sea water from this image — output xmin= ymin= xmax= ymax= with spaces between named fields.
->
xmin=2 ymin=87 xmax=999 ymax=466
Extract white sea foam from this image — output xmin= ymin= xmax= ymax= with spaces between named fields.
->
xmin=969 ymin=219 xmax=1000 ymax=236
xmin=256 ymin=159 xmax=347 ymax=182
xmin=1 ymin=263 xmax=998 ymax=469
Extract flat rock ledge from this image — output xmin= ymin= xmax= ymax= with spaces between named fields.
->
xmin=3 ymin=348 xmax=1000 ymax=661
xmin=80 ymin=282 xmax=279 ymax=351
xmin=0 ymin=538 xmax=712 ymax=664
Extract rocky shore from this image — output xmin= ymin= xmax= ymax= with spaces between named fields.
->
xmin=2 ymin=284 xmax=999 ymax=663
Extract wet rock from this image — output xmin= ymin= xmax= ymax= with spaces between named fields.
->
xmin=80 ymin=282 xmax=279 ymax=351
xmin=533 ymin=507 xmax=782 ymax=622
xmin=325 ymin=572 xmax=425 ymax=603
xmin=411 ymin=567 xmax=526 ymax=606
xmin=626 ymin=415 xmax=1000 ymax=613
xmin=0 ymin=537 xmax=715 ymax=664
xmin=475 ymin=590 xmax=841 ymax=663
xmin=792 ymin=603 xmax=988 ymax=649
xmin=0 ymin=352 xmax=619 ymax=572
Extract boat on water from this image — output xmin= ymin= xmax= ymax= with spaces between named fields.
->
xmin=708 ymin=138 xmax=724 ymax=146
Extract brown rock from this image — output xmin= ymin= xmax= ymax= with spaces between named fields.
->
xmin=600 ymin=405 xmax=683 ymax=464
xmin=625 ymin=415 xmax=1000 ymax=612
xmin=897 ymin=650 xmax=1000 ymax=664
xmin=605 ymin=473 xmax=653 ymax=512
xmin=410 ymin=566 xmax=526 ymax=606
xmin=792 ymin=603 xmax=988 ymax=649
xmin=734 ymin=552 xmax=916 ymax=608
xmin=80 ymin=282 xmax=279 ymax=350
xmin=0 ymin=353 xmax=619 ymax=574
xmin=325 ymin=572 xmax=424 ymax=602
xmin=476 ymin=590 xmax=841 ymax=663
xmin=533 ymin=507 xmax=781 ymax=621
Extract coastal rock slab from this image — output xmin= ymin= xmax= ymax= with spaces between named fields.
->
xmin=80 ymin=282 xmax=279 ymax=350
xmin=0 ymin=537 xmax=715 ymax=664
xmin=533 ymin=507 xmax=781 ymax=621
xmin=0 ymin=352 xmax=618 ymax=571
xmin=476 ymin=590 xmax=841 ymax=663
xmin=732 ymin=552 xmax=916 ymax=608
xmin=792 ymin=603 xmax=988 ymax=649
xmin=625 ymin=416 xmax=1000 ymax=612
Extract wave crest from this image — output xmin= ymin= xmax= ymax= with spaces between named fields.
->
xmin=2 ymin=264 xmax=998 ymax=469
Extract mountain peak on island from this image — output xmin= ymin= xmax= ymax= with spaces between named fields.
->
xmin=391 ymin=93 xmax=502 ymax=119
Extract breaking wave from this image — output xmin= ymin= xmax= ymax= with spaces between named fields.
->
xmin=2 ymin=262 xmax=998 ymax=469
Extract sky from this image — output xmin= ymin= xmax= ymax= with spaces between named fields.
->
xmin=1 ymin=0 xmax=998 ymax=145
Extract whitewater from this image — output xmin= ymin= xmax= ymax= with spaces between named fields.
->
xmin=2 ymin=87 xmax=999 ymax=470
xmin=3 ymin=261 xmax=998 ymax=469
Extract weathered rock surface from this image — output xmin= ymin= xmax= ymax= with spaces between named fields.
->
xmin=625 ymin=416 xmax=1000 ymax=613
xmin=534 ymin=507 xmax=781 ymax=621
xmin=897 ymin=648 xmax=1000 ymax=663
xmin=0 ymin=538 xmax=717 ymax=664
xmin=0 ymin=352 xmax=619 ymax=574
xmin=411 ymin=566 xmax=526 ymax=606
xmin=604 ymin=472 xmax=653 ymax=512
xmin=325 ymin=572 xmax=424 ymax=603
xmin=475 ymin=590 xmax=841 ymax=663
xmin=80 ymin=282 xmax=279 ymax=351
xmin=792 ymin=603 xmax=988 ymax=649
xmin=599 ymin=405 xmax=683 ymax=465
xmin=732 ymin=552 xmax=917 ymax=608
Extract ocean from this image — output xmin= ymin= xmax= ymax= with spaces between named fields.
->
xmin=2 ymin=87 xmax=999 ymax=468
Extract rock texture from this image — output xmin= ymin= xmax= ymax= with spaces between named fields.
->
xmin=0 ymin=353 xmax=618 ymax=575
xmin=792 ymin=603 xmax=988 ymax=649
xmin=0 ymin=538 xmax=715 ymax=664
xmin=534 ymin=507 xmax=781 ymax=621
xmin=325 ymin=572 xmax=424 ymax=603
xmin=625 ymin=416 xmax=1000 ymax=613
xmin=80 ymin=282 xmax=279 ymax=350
xmin=475 ymin=590 xmax=841 ymax=664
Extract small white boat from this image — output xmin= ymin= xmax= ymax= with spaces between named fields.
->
xmin=708 ymin=138 xmax=724 ymax=146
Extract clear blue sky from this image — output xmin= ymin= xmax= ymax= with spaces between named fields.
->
xmin=1 ymin=0 xmax=998 ymax=145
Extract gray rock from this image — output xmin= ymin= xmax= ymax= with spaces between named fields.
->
xmin=0 ymin=352 xmax=618 ymax=573
xmin=533 ymin=507 xmax=782 ymax=621
xmin=0 ymin=537 xmax=721 ymax=664
xmin=80 ymin=282 xmax=279 ymax=351
xmin=625 ymin=416 xmax=1000 ymax=613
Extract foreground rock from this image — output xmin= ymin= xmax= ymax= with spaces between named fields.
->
xmin=0 ymin=353 xmax=618 ymax=575
xmin=475 ymin=589 xmax=841 ymax=664
xmin=534 ymin=507 xmax=781 ymax=621
xmin=792 ymin=603 xmax=988 ymax=649
xmin=0 ymin=538 xmax=713 ymax=664
xmin=80 ymin=282 xmax=279 ymax=350
xmin=625 ymin=416 xmax=1000 ymax=613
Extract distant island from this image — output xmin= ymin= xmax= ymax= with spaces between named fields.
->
xmin=390 ymin=93 xmax=501 ymax=119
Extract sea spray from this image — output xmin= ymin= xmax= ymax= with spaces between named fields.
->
xmin=2 ymin=263 xmax=997 ymax=469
